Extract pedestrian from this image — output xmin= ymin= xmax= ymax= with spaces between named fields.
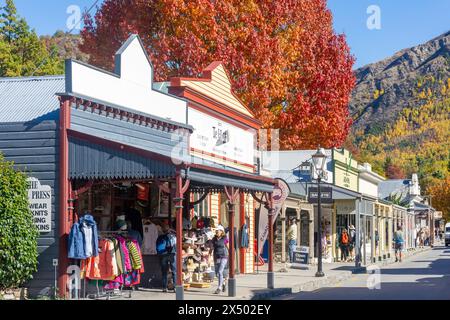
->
xmin=287 ymin=218 xmax=298 ymax=263
xmin=393 ymin=226 xmax=405 ymax=262
xmin=348 ymin=225 xmax=356 ymax=261
xmin=213 ymin=225 xmax=229 ymax=294
xmin=375 ymin=229 xmax=379 ymax=253
xmin=339 ymin=228 xmax=350 ymax=262
xmin=413 ymin=227 xmax=418 ymax=248
xmin=156 ymin=224 xmax=176 ymax=292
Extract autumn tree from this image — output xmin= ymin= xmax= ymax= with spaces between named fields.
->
xmin=427 ymin=177 xmax=450 ymax=221
xmin=80 ymin=0 xmax=355 ymax=149
xmin=384 ymin=157 xmax=405 ymax=179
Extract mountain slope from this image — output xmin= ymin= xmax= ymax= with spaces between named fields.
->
xmin=347 ymin=31 xmax=450 ymax=198
xmin=350 ymin=31 xmax=450 ymax=135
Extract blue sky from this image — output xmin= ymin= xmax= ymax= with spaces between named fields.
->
xmin=2 ymin=0 xmax=450 ymax=69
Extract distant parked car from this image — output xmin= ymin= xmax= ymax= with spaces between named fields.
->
xmin=445 ymin=223 xmax=450 ymax=247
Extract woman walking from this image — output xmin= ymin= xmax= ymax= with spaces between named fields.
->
xmin=213 ymin=225 xmax=229 ymax=294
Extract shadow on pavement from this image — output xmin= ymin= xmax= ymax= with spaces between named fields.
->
xmin=277 ymin=251 xmax=450 ymax=300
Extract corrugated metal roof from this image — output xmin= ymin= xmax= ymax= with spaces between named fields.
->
xmin=0 ymin=75 xmax=64 ymax=123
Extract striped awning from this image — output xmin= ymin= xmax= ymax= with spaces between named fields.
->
xmin=69 ymin=137 xmax=175 ymax=180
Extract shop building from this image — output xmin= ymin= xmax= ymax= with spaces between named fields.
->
xmin=358 ymin=163 xmax=385 ymax=264
xmin=379 ymin=174 xmax=435 ymax=247
xmin=261 ymin=148 xmax=371 ymax=265
xmin=0 ymin=35 xmax=276 ymax=299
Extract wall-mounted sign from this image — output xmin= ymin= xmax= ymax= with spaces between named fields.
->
xmin=336 ymin=200 xmax=357 ymax=215
xmin=27 ymin=177 xmax=52 ymax=233
xmin=434 ymin=211 xmax=442 ymax=219
xmin=308 ymin=186 xmax=333 ymax=204
xmin=189 ymin=108 xmax=255 ymax=170
xmin=333 ymin=149 xmax=359 ymax=192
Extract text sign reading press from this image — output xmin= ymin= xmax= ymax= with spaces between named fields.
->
xmin=27 ymin=177 xmax=52 ymax=232
xmin=308 ymin=186 xmax=333 ymax=204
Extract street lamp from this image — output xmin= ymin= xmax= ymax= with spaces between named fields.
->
xmin=312 ymin=147 xmax=327 ymax=277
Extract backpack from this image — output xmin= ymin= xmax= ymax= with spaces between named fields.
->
xmin=166 ymin=233 xmax=176 ymax=254
xmin=156 ymin=233 xmax=176 ymax=255
xmin=156 ymin=234 xmax=168 ymax=255
xmin=341 ymin=232 xmax=349 ymax=245
xmin=394 ymin=231 xmax=404 ymax=244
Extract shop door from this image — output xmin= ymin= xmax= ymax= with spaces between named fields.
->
xmin=219 ymin=194 xmax=240 ymax=274
xmin=300 ymin=211 xmax=310 ymax=246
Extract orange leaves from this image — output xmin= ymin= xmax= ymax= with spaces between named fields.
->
xmin=80 ymin=0 xmax=355 ymax=149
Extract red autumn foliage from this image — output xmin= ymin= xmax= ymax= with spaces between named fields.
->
xmin=385 ymin=164 xmax=406 ymax=179
xmin=80 ymin=0 xmax=355 ymax=149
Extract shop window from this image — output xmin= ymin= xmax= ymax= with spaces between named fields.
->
xmin=336 ymin=214 xmax=356 ymax=236
xmin=192 ymin=193 xmax=209 ymax=218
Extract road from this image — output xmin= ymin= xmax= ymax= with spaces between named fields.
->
xmin=275 ymin=245 xmax=450 ymax=300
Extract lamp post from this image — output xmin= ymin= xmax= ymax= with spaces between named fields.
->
xmin=312 ymin=147 xmax=327 ymax=278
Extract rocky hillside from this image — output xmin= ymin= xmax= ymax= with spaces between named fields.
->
xmin=350 ymin=31 xmax=450 ymax=135
xmin=40 ymin=31 xmax=89 ymax=63
xmin=346 ymin=31 xmax=450 ymax=198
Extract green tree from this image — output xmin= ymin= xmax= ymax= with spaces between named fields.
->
xmin=0 ymin=0 xmax=63 ymax=76
xmin=0 ymin=153 xmax=39 ymax=290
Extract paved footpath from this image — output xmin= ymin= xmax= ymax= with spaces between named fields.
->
xmin=86 ymin=247 xmax=433 ymax=300
xmin=275 ymin=245 xmax=450 ymax=300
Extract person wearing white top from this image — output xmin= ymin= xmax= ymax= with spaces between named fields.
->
xmin=143 ymin=223 xmax=159 ymax=255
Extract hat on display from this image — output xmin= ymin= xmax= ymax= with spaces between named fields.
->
xmin=115 ymin=219 xmax=127 ymax=231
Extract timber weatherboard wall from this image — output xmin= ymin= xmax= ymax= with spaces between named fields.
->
xmin=0 ymin=120 xmax=59 ymax=296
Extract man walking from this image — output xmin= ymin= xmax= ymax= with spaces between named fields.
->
xmin=156 ymin=224 xmax=176 ymax=292
xmin=394 ymin=226 xmax=405 ymax=262
xmin=287 ymin=218 xmax=298 ymax=263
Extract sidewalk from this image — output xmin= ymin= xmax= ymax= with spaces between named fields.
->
xmin=103 ymin=246 xmax=432 ymax=300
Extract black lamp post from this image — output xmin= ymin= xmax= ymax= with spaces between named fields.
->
xmin=312 ymin=147 xmax=327 ymax=277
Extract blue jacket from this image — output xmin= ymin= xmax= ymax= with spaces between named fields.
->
xmin=240 ymin=224 xmax=249 ymax=248
xmin=68 ymin=214 xmax=99 ymax=259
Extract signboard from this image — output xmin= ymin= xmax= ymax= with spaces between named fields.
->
xmin=336 ymin=200 xmax=356 ymax=215
xmin=257 ymin=179 xmax=290 ymax=255
xmin=308 ymin=186 xmax=333 ymax=204
xmin=333 ymin=149 xmax=359 ymax=192
xmin=434 ymin=211 xmax=442 ymax=219
xmin=293 ymin=246 xmax=309 ymax=264
xmin=27 ymin=177 xmax=52 ymax=233
xmin=189 ymin=108 xmax=255 ymax=169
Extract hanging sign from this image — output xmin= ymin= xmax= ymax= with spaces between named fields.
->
xmin=257 ymin=179 xmax=290 ymax=255
xmin=308 ymin=186 xmax=333 ymax=204
xmin=27 ymin=177 xmax=52 ymax=233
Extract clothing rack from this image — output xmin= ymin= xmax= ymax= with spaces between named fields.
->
xmin=85 ymin=231 xmax=134 ymax=300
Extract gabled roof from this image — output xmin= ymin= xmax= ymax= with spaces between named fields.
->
xmin=0 ymin=75 xmax=64 ymax=123
xmin=65 ymin=34 xmax=188 ymax=124
xmin=170 ymin=62 xmax=254 ymax=118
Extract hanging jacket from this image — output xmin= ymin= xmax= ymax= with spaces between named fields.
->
xmin=68 ymin=214 xmax=99 ymax=259
xmin=240 ymin=224 xmax=249 ymax=248
xmin=83 ymin=239 xmax=116 ymax=280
